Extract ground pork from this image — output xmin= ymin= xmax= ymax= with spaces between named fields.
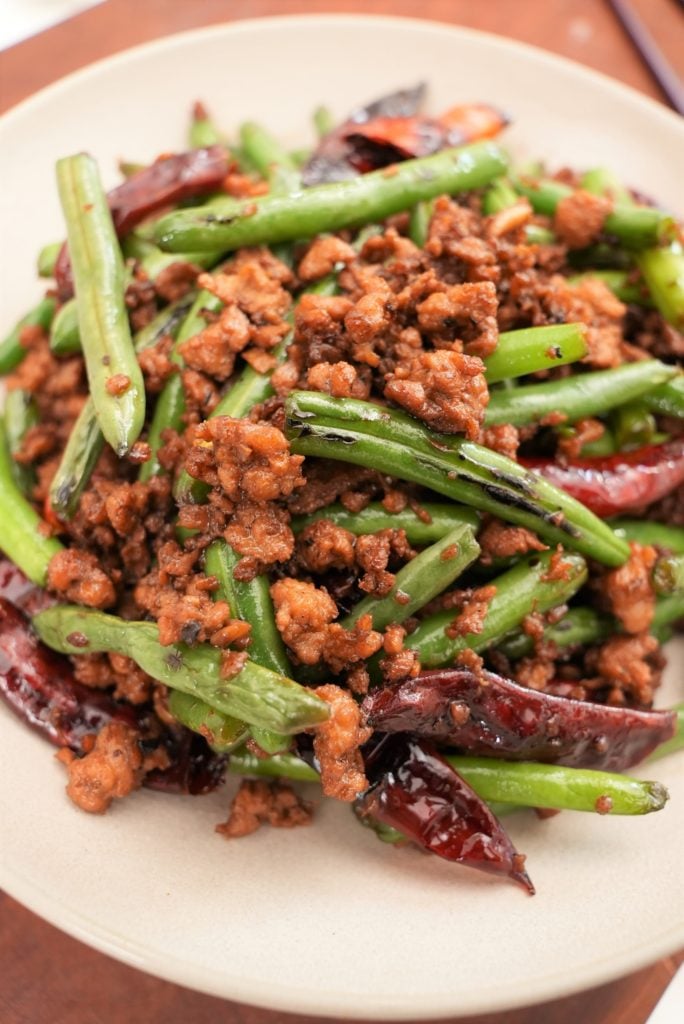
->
xmin=296 ymin=519 xmax=356 ymax=574
xmin=556 ymin=417 xmax=606 ymax=460
xmin=481 ymin=424 xmax=520 ymax=460
xmin=178 ymin=302 xmax=251 ymax=381
xmin=597 ymin=542 xmax=657 ymax=634
xmin=587 ymin=633 xmax=661 ymax=706
xmin=306 ymin=360 xmax=370 ymax=399
xmin=322 ymin=615 xmax=383 ymax=673
xmin=154 ymin=260 xmax=201 ymax=302
xmin=445 ymin=585 xmax=497 ymax=638
xmin=384 ymin=350 xmax=488 ymax=438
xmin=379 ymin=624 xmax=421 ymax=683
xmin=73 ymin=653 xmax=154 ymax=705
xmin=514 ymin=656 xmax=557 ymax=691
xmin=224 ymin=502 xmax=295 ymax=575
xmin=355 ymin=529 xmax=395 ymax=597
xmin=415 ymin=281 xmax=499 ymax=358
xmin=47 ymin=549 xmax=116 ymax=609
xmin=216 ymin=779 xmax=313 ymax=838
xmin=197 ymin=257 xmax=292 ymax=349
xmin=57 ymin=722 xmax=144 ymax=814
xmin=298 ymin=236 xmax=356 ymax=281
xmin=137 ymin=335 xmax=176 ymax=393
xmin=478 ymin=519 xmax=548 ymax=564
xmin=312 ymin=684 xmax=371 ymax=802
xmin=271 ymin=578 xmax=338 ymax=664
xmin=185 ymin=417 xmax=304 ymax=503
xmin=553 ymin=190 xmax=612 ymax=249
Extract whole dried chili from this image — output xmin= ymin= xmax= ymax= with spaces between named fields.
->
xmin=362 ymin=668 xmax=676 ymax=771
xmin=356 ymin=734 xmax=534 ymax=893
xmin=55 ymin=145 xmax=230 ymax=299
xmin=520 ymin=439 xmax=684 ymax=518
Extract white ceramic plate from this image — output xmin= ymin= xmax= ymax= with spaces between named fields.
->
xmin=1 ymin=15 xmax=683 ymax=1019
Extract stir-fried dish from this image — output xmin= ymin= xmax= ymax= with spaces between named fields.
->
xmin=1 ymin=85 xmax=683 ymax=894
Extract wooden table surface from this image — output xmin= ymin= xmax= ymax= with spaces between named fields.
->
xmin=1 ymin=1 xmax=683 ymax=1022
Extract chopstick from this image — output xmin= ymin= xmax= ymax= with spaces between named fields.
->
xmin=606 ymin=0 xmax=684 ymax=114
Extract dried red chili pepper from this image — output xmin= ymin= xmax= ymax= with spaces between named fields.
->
xmin=520 ymin=439 xmax=684 ymax=518
xmin=0 ymin=596 xmax=225 ymax=794
xmin=357 ymin=734 xmax=534 ymax=893
xmin=54 ymin=145 xmax=230 ymax=299
xmin=362 ymin=668 xmax=675 ymax=771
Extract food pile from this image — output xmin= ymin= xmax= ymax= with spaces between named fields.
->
xmin=1 ymin=85 xmax=683 ymax=893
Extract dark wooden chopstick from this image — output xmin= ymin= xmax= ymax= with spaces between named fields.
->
xmin=606 ymin=0 xmax=684 ymax=114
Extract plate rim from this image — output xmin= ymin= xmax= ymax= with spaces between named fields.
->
xmin=1 ymin=13 xmax=683 ymax=1017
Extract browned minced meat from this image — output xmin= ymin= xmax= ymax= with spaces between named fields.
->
xmin=298 ymin=236 xmax=356 ymax=282
xmin=178 ymin=302 xmax=250 ymax=381
xmin=306 ymin=360 xmax=370 ymax=399
xmin=312 ymin=684 xmax=372 ymax=802
xmin=596 ymin=542 xmax=657 ymax=634
xmin=104 ymin=373 xmax=131 ymax=396
xmin=296 ymin=519 xmax=356 ymax=574
xmin=137 ymin=335 xmax=176 ymax=393
xmin=481 ymin=424 xmax=520 ymax=460
xmin=355 ymin=529 xmax=396 ymax=597
xmin=379 ymin=624 xmax=421 ymax=683
xmin=384 ymin=350 xmax=489 ymax=438
xmin=154 ymin=260 xmax=201 ymax=302
xmin=216 ymin=779 xmax=313 ymax=838
xmin=322 ymin=615 xmax=383 ymax=673
xmin=478 ymin=519 xmax=547 ymax=564
xmin=542 ymin=547 xmax=576 ymax=582
xmin=57 ymin=723 xmax=144 ymax=814
xmin=197 ymin=255 xmax=293 ymax=350
xmin=73 ymin=652 xmax=154 ymax=705
xmin=587 ymin=633 xmax=661 ymax=706
xmin=185 ymin=417 xmax=304 ymax=503
xmin=47 ymin=549 xmax=116 ymax=609
xmin=538 ymin=275 xmax=625 ymax=369
xmin=125 ymin=273 xmax=157 ymax=332
xmin=446 ymin=585 xmax=497 ymax=638
xmin=514 ymin=656 xmax=556 ymax=691
xmin=271 ymin=578 xmax=337 ymax=664
xmin=553 ymin=191 xmax=612 ymax=250
xmin=287 ymin=463 xmax=382 ymax=516
xmin=224 ymin=502 xmax=295 ymax=576
xmin=556 ymin=417 xmax=606 ymax=460
xmin=415 ymin=281 xmax=499 ymax=359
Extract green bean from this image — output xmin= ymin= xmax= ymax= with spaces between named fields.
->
xmin=408 ymin=200 xmax=434 ymax=247
xmin=407 ymin=550 xmax=587 ymax=667
xmin=568 ymin=242 xmax=634 ymax=271
xmin=496 ymin=606 xmax=612 ymax=661
xmin=239 ymin=121 xmax=300 ymax=194
xmin=579 ymin=167 xmax=633 ymax=205
xmin=37 ymin=242 xmax=62 ymax=278
xmin=154 ymin=141 xmax=509 ymax=253
xmin=0 ymin=420 xmax=63 ymax=585
xmin=189 ymin=101 xmax=225 ymax=148
xmin=643 ymin=376 xmax=684 ymax=419
xmin=122 ymin=233 xmax=218 ymax=281
xmin=167 ymin=690 xmax=248 ymax=752
xmin=648 ymin=703 xmax=684 ymax=762
xmin=484 ymin=360 xmax=676 ymax=427
xmin=6 ymin=391 xmax=39 ymax=483
xmin=514 ymin=177 xmax=672 ymax=248
xmin=525 ymin=224 xmax=555 ymax=246
xmin=204 ymin=538 xmax=291 ymax=755
xmin=285 ymin=392 xmax=630 ymax=566
xmin=313 ymin=105 xmax=335 ymax=138
xmin=3 ymin=389 xmax=39 ymax=495
xmin=33 ymin=606 xmax=329 ymax=734
xmin=118 ymin=160 xmax=146 ymax=178
xmin=49 ymin=298 xmax=80 ymax=356
xmin=612 ymin=520 xmax=684 ymax=554
xmin=56 ymin=154 xmax=145 ymax=456
xmin=292 ymin=501 xmax=479 ymax=545
xmin=0 ymin=296 xmax=57 ymax=375
xmin=445 ymin=756 xmax=667 ymax=814
xmin=610 ymin=400 xmax=657 ymax=450
xmin=497 ymin=591 xmax=684 ymax=661
xmin=51 ymin=295 xmax=196 ymax=516
xmin=174 ymin=275 xmax=338 ymax=502
xmin=48 ymin=398 xmax=105 ymax=519
xmin=653 ymin=554 xmax=684 ymax=595
xmin=484 ymin=323 xmax=587 ymax=383
xmin=344 ymin=522 xmax=480 ymax=632
xmin=482 ymin=177 xmax=518 ymax=215
xmin=567 ymin=269 xmax=653 ymax=307
xmin=637 ymin=243 xmax=684 ymax=331
xmin=229 ymin=748 xmax=320 ymax=782
xmin=289 ymin=148 xmax=311 ymax=168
